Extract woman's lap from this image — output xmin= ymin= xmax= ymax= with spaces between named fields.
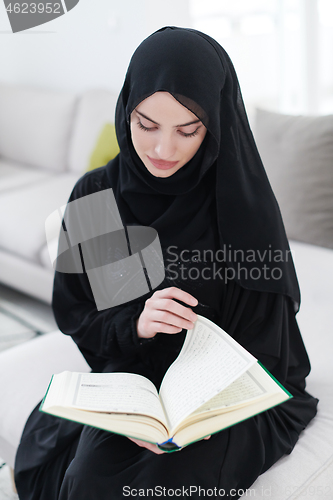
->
xmin=59 ymin=425 xmax=229 ymax=499
xmin=14 ymin=403 xmax=82 ymax=500
xmin=15 ymin=403 xmax=276 ymax=500
xmin=59 ymin=418 xmax=271 ymax=499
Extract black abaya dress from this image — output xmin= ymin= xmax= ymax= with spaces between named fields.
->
xmin=14 ymin=168 xmax=318 ymax=500
xmin=15 ymin=169 xmax=317 ymax=500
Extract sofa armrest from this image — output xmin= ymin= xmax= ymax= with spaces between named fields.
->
xmin=0 ymin=331 xmax=90 ymax=468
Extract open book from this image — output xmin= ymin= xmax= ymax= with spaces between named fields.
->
xmin=40 ymin=316 xmax=291 ymax=452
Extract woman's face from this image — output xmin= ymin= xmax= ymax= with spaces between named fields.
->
xmin=130 ymin=92 xmax=207 ymax=178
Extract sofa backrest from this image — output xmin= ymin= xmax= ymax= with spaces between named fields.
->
xmin=0 ymin=83 xmax=77 ymax=172
xmin=255 ymin=108 xmax=333 ymax=250
xmin=67 ymin=89 xmax=118 ymax=174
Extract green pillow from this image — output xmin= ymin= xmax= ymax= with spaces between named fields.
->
xmin=87 ymin=123 xmax=120 ymax=172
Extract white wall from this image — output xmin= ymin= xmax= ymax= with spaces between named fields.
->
xmin=0 ymin=0 xmax=191 ymax=95
xmin=1 ymin=0 xmax=332 ymax=115
xmin=190 ymin=0 xmax=333 ymax=115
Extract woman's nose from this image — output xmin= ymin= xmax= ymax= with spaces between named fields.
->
xmin=154 ymin=133 xmax=176 ymax=159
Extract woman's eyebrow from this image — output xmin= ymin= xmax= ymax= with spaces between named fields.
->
xmin=135 ymin=110 xmax=160 ymax=125
xmin=177 ymin=118 xmax=201 ymax=127
xmin=135 ymin=110 xmax=201 ymax=128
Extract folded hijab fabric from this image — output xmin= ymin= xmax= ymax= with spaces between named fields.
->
xmin=108 ymin=26 xmax=300 ymax=310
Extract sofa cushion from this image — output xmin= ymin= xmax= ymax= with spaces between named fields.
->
xmin=86 ymin=122 xmax=120 ymax=172
xmin=0 ymin=158 xmax=52 ymax=193
xmin=240 ymin=240 xmax=333 ymax=498
xmin=0 ymin=173 xmax=80 ymax=263
xmin=0 ymin=249 xmax=54 ymax=303
xmin=0 ymin=84 xmax=77 ymax=172
xmin=68 ymin=89 xmax=118 ymax=173
xmin=255 ymin=109 xmax=333 ymax=250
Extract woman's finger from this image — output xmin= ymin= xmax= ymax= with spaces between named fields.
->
xmin=148 ymin=307 xmax=196 ymax=331
xmin=149 ymin=298 xmax=198 ymax=323
xmin=153 ymin=287 xmax=198 ymax=307
xmin=146 ymin=322 xmax=183 ymax=334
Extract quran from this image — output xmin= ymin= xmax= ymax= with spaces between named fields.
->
xmin=40 ymin=316 xmax=291 ymax=452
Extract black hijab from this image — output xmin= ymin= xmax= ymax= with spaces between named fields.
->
xmin=106 ymin=26 xmax=300 ymax=310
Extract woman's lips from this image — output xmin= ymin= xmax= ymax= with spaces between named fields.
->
xmin=147 ymin=156 xmax=179 ymax=170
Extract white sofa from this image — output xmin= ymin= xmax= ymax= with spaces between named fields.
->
xmin=0 ymin=83 xmax=118 ymax=303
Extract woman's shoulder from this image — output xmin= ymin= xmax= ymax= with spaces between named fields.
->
xmin=70 ymin=161 xmax=115 ymax=201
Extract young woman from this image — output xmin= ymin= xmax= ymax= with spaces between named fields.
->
xmin=15 ymin=27 xmax=318 ymax=499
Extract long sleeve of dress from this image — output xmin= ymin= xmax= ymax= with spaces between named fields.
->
xmin=52 ymin=168 xmax=152 ymax=374
xmin=52 ymin=269 xmax=148 ymax=372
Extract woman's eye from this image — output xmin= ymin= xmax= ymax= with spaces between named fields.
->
xmin=137 ymin=120 xmax=156 ymax=132
xmin=178 ymin=127 xmax=200 ymax=138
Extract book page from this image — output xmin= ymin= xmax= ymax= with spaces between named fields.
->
xmin=159 ymin=316 xmax=256 ymax=431
xmin=190 ymin=370 xmax=266 ymax=416
xmin=66 ymin=372 xmax=167 ymax=425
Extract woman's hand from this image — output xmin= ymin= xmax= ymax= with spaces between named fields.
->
xmin=127 ymin=437 xmax=166 ymax=454
xmin=136 ymin=287 xmax=198 ymax=340
xmin=128 ymin=435 xmax=211 ymax=455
